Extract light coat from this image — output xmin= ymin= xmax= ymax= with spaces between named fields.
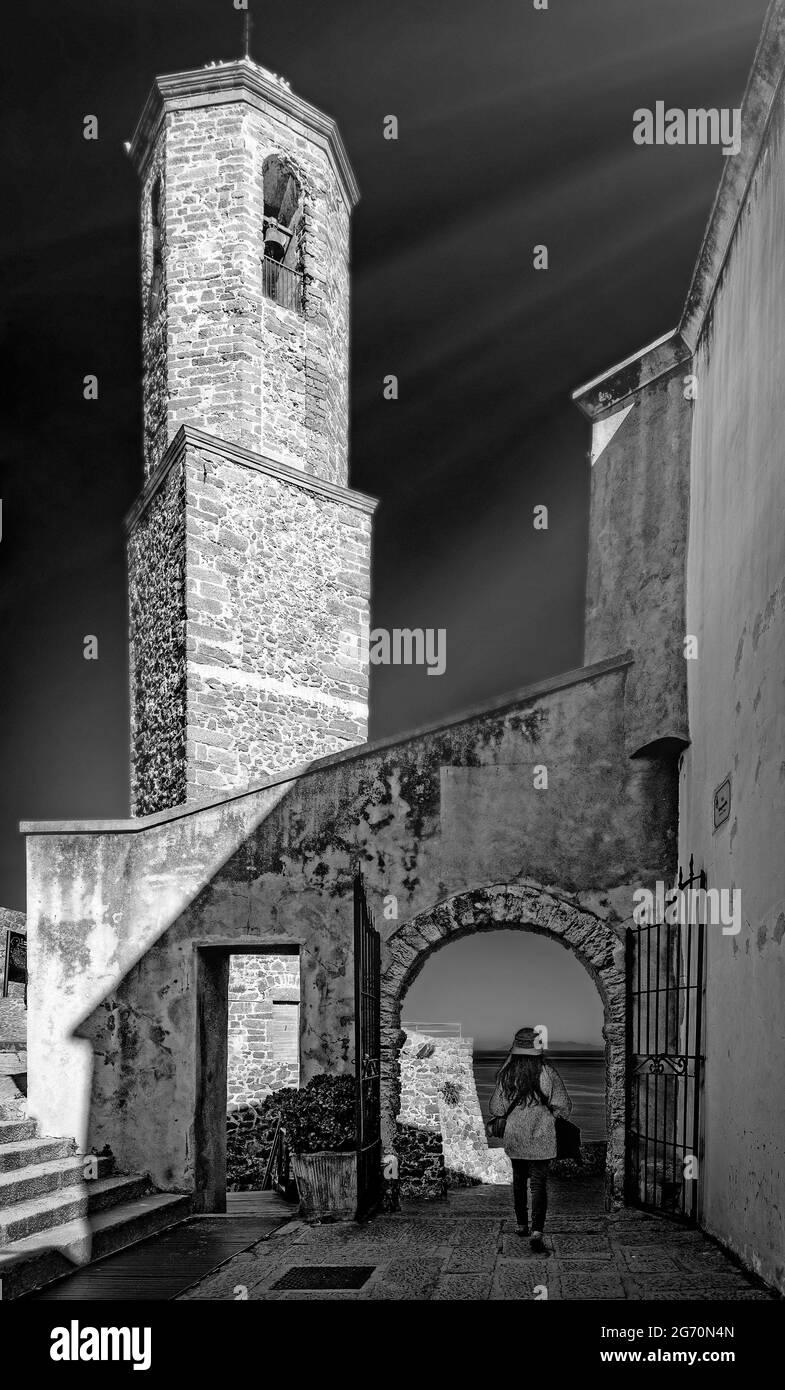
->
xmin=489 ymin=1062 xmax=572 ymax=1160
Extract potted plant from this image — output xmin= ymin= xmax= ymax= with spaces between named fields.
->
xmin=277 ymin=1075 xmax=358 ymax=1220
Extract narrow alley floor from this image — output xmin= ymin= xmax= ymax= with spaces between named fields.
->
xmin=176 ymin=1177 xmax=776 ymax=1301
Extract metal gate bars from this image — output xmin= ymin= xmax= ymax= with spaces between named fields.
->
xmin=625 ymin=858 xmax=707 ymax=1222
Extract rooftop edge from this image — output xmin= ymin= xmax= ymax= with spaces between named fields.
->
xmin=20 ymin=653 xmax=634 ymax=836
xmin=126 ymin=57 xmax=360 ymax=210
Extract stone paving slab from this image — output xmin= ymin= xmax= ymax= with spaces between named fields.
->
xmin=285 ymin=1243 xmax=408 ymax=1265
xmin=629 ymin=1285 xmax=768 ymax=1302
xmin=541 ymin=1217 xmax=607 ymax=1234
xmin=360 ymin=1255 xmax=444 ymax=1301
xmin=292 ymin=1222 xmax=447 ymax=1251
xmin=550 ymin=1233 xmax=613 ymax=1259
xmin=560 ymin=1278 xmax=628 ymax=1300
xmin=178 ymin=1177 xmax=776 ymax=1302
xmin=674 ymin=1249 xmax=752 ymax=1273
xmin=629 ymin=1272 xmax=759 ymax=1295
xmin=432 ymin=1272 xmax=494 ymax=1300
xmin=620 ymin=1249 xmax=683 ymax=1273
xmin=491 ymin=1259 xmax=554 ymax=1297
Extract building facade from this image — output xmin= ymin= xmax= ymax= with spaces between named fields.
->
xmin=572 ymin=0 xmax=785 ymax=1285
xmin=20 ymin=5 xmax=785 ymax=1296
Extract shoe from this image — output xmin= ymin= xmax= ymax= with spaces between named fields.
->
xmin=515 ymin=1224 xmax=530 ymax=1236
xmin=530 ymin=1232 xmax=548 ymax=1255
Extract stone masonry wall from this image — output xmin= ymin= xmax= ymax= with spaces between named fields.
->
xmin=248 ymin=109 xmax=351 ymax=484
xmin=141 ymin=91 xmax=351 ymax=484
xmin=139 ymin=139 xmax=168 ymax=477
xmin=399 ymin=1032 xmax=511 ymax=1184
xmin=127 ymin=432 xmax=372 ymax=811
xmin=227 ymin=953 xmax=299 ymax=1107
xmin=182 ymin=439 xmax=371 ymax=799
xmin=399 ymin=1031 xmax=452 ymax=1133
xmin=128 ymin=455 xmax=187 ymax=815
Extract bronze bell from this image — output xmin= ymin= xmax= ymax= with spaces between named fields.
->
xmin=264 ymin=224 xmax=290 ymax=262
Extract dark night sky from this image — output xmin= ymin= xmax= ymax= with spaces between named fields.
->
xmin=0 ymin=0 xmax=769 ymax=908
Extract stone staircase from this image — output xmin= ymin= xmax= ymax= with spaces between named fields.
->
xmin=0 ymin=1116 xmax=192 ymax=1300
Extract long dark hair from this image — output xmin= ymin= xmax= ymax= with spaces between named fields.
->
xmin=496 ymin=1053 xmax=548 ymax=1107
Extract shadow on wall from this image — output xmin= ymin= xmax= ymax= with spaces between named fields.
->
xmin=26 ymin=657 xmax=680 ymax=1217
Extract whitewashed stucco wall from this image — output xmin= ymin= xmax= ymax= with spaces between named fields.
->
xmin=683 ymin=94 xmax=785 ymax=1293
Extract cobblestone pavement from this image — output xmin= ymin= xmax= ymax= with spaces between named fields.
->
xmin=178 ymin=1177 xmax=776 ymax=1301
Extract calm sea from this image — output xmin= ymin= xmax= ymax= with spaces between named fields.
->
xmin=474 ymin=1051 xmax=606 ymax=1143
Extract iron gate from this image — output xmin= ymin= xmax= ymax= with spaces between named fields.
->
xmin=625 ymin=858 xmax=706 ymax=1222
xmin=354 ymin=871 xmax=382 ymax=1218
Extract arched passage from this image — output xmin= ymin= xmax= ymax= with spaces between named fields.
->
xmin=380 ymin=881 xmax=627 ymax=1204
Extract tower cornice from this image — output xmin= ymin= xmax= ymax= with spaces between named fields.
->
xmin=124 ymin=424 xmax=378 ymax=535
xmin=127 ymin=58 xmax=360 ymax=210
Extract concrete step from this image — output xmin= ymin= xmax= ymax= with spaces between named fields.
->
xmin=0 ymin=1119 xmax=36 ymax=1145
xmin=0 ymin=1170 xmax=142 ymax=1246
xmin=0 ymin=1192 xmax=193 ymax=1300
xmin=0 ymin=1052 xmax=27 ymax=1076
xmin=84 ymin=1173 xmax=152 ymax=1216
xmin=0 ymin=1155 xmax=87 ymax=1208
xmin=0 ymin=1137 xmax=77 ymax=1173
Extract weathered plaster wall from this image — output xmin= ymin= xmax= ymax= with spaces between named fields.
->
xmin=138 ymin=76 xmax=352 ymax=483
xmin=24 ymin=655 xmax=677 ymax=1200
xmin=681 ymin=87 xmax=785 ymax=1293
xmin=127 ymin=428 xmax=373 ymax=814
xmin=227 ymin=952 xmax=299 ymax=1107
xmin=581 ymin=362 xmax=691 ymax=756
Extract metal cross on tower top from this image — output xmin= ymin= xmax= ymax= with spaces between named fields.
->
xmin=243 ymin=3 xmax=252 ymax=59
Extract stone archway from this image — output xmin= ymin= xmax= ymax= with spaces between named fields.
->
xmin=380 ymin=881 xmax=627 ymax=1204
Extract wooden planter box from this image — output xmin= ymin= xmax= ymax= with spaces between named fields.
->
xmin=289 ymin=1150 xmax=358 ymax=1220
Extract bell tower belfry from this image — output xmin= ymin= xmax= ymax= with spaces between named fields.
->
xmin=124 ymin=59 xmax=374 ymax=815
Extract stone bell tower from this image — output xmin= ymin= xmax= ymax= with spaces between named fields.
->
xmin=125 ymin=59 xmax=375 ymax=815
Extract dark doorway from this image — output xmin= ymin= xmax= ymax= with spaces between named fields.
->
xmin=194 ymin=944 xmax=301 ymax=1213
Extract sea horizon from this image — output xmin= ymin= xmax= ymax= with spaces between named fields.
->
xmin=473 ymin=1047 xmax=607 ymax=1142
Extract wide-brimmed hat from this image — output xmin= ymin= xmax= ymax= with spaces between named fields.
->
xmin=509 ymin=1026 xmax=544 ymax=1056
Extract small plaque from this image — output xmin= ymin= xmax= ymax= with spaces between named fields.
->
xmin=713 ymin=776 xmax=731 ymax=830
xmin=2 ymin=929 xmax=26 ymax=994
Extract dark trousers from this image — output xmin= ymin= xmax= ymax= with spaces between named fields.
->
xmin=511 ymin=1158 xmax=550 ymax=1231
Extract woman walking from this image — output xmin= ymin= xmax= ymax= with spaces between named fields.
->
xmin=488 ymin=1026 xmax=572 ymax=1254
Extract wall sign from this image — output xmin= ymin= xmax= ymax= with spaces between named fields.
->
xmin=713 ymin=775 xmax=731 ymax=830
xmin=2 ymin=929 xmax=26 ymax=996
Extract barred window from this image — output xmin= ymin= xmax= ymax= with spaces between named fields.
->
xmin=262 ymin=156 xmax=305 ymax=313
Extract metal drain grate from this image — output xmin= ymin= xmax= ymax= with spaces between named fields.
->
xmin=271 ymin=1265 xmax=376 ymax=1291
